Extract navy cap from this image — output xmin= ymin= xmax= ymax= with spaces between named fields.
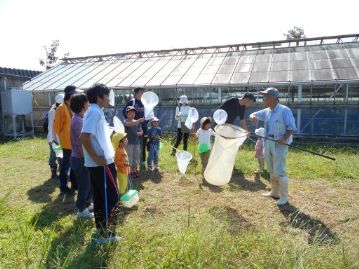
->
xmin=126 ymin=106 xmax=137 ymax=113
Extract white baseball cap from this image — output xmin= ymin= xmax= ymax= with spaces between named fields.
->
xmin=55 ymin=93 xmax=64 ymax=104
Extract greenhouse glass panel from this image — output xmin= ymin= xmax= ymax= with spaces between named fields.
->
xmin=272 ymin=52 xmax=290 ymax=62
xmin=310 ymin=59 xmax=331 ymax=69
xmin=327 ymin=48 xmax=348 ymax=59
xmin=24 ymin=64 xmax=68 ymax=90
xmin=347 ymin=47 xmax=359 ymax=58
xmin=230 ymin=72 xmax=250 ymax=84
xmin=55 ymin=61 xmax=105 ymax=89
xmin=255 ymin=53 xmax=272 ymax=62
xmin=178 ymin=74 xmax=199 ymax=85
xmin=76 ymin=61 xmax=114 ymax=88
xmin=33 ymin=63 xmax=86 ymax=91
xmin=132 ymin=56 xmax=173 ymax=86
xmin=95 ymin=59 xmax=134 ymax=86
xmin=290 ymin=60 xmax=309 ymax=70
xmin=290 ymin=70 xmax=310 ymax=82
xmin=118 ymin=58 xmax=161 ymax=87
xmin=249 ymin=72 xmax=268 ymax=83
xmin=291 ymin=51 xmax=307 ymax=61
xmin=234 ymin=63 xmax=252 ymax=73
xmin=222 ymin=56 xmax=239 ymax=65
xmin=352 ymin=59 xmax=359 ymax=68
xmin=252 ymin=62 xmax=270 ymax=72
xmin=201 ymin=65 xmax=220 ymax=74
xmin=333 ymin=68 xmax=357 ymax=80
xmin=217 ymin=64 xmax=236 ymax=74
xmin=162 ymin=75 xmax=182 ymax=86
xmin=331 ymin=58 xmax=353 ymax=69
xmin=271 ymin=62 xmax=289 ymax=71
xmin=212 ymin=73 xmax=232 ymax=84
xmin=195 ymin=73 xmax=216 ymax=85
xmin=311 ymin=69 xmax=334 ymax=80
xmin=237 ymin=55 xmax=255 ymax=64
xmin=107 ymin=59 xmax=147 ymax=86
xmin=169 ymin=55 xmax=197 ymax=76
xmin=269 ymin=71 xmax=289 ymax=82
xmin=308 ymin=50 xmax=328 ymax=60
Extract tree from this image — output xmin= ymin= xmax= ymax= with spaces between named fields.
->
xmin=284 ymin=26 xmax=306 ymax=40
xmin=39 ymin=40 xmax=69 ymax=70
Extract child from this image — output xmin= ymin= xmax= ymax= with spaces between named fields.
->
xmin=254 ymin=128 xmax=265 ymax=173
xmin=196 ymin=117 xmax=215 ymax=175
xmin=70 ymin=93 xmax=93 ymax=218
xmin=80 ymin=84 xmax=118 ymax=244
xmin=112 ymin=132 xmax=130 ymax=194
xmin=124 ymin=106 xmax=144 ymax=177
xmin=147 ymin=117 xmax=162 ymax=171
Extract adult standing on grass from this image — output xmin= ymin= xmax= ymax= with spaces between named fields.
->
xmin=249 ymin=88 xmax=296 ymax=206
xmin=54 ymin=85 xmax=82 ymax=194
xmin=219 ymin=92 xmax=256 ymax=130
xmin=80 ymin=84 xmax=118 ymax=243
xmin=171 ymin=95 xmax=193 ymax=155
xmin=46 ymin=93 xmax=64 ymax=179
xmin=70 ymin=93 xmax=93 ymax=219
xmin=123 ymin=87 xmax=148 ymax=168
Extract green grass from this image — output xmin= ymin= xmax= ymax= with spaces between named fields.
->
xmin=0 ymin=136 xmax=359 ymax=268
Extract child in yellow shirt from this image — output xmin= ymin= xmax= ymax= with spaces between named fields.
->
xmin=112 ymin=132 xmax=130 ymax=194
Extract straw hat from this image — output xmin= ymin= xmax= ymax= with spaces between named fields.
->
xmin=112 ymin=132 xmax=127 ymax=149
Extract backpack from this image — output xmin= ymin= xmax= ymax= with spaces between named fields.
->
xmin=43 ymin=112 xmax=49 ymax=133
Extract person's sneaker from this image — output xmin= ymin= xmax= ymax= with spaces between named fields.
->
xmin=88 ymin=203 xmax=94 ymax=212
xmin=276 ymin=198 xmax=288 ymax=206
xmin=94 ymin=234 xmax=118 ymax=244
xmin=77 ymin=208 xmax=94 ymax=219
xmin=262 ymin=192 xmax=279 ymax=199
xmin=147 ymin=166 xmax=153 ymax=171
xmin=153 ymin=166 xmax=159 ymax=172
xmin=255 ymin=169 xmax=264 ymax=174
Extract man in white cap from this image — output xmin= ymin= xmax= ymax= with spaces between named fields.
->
xmin=249 ymin=88 xmax=296 ymax=206
xmin=46 ymin=93 xmax=64 ymax=179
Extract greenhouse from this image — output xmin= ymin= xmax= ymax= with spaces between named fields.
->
xmin=23 ymin=34 xmax=359 ymax=138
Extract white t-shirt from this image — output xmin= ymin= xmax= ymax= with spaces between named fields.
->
xmin=82 ymin=104 xmax=114 ymax=167
xmin=175 ymin=105 xmax=191 ymax=128
xmin=196 ymin=128 xmax=216 ymax=149
xmin=47 ymin=105 xmax=58 ymax=143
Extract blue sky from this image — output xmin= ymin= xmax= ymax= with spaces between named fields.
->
xmin=0 ymin=0 xmax=358 ymax=70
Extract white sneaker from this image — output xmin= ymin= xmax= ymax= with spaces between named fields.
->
xmin=77 ymin=208 xmax=94 ymax=219
xmin=276 ymin=198 xmax=288 ymax=206
xmin=262 ymin=192 xmax=279 ymax=199
xmin=88 ymin=203 xmax=94 ymax=212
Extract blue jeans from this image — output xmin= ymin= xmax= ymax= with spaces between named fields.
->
xmin=71 ymin=157 xmax=92 ymax=211
xmin=59 ymin=149 xmax=77 ymax=191
xmin=147 ymin=144 xmax=159 ymax=168
xmin=48 ymin=143 xmax=57 ymax=167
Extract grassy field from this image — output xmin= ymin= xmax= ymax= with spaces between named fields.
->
xmin=0 ymin=136 xmax=359 ymax=268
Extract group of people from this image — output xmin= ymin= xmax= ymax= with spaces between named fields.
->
xmin=46 ymin=84 xmax=296 ymax=243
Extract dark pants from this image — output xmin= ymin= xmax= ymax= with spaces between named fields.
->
xmin=59 ymin=149 xmax=77 ymax=191
xmin=48 ymin=143 xmax=57 ymax=167
xmin=71 ymin=157 xmax=92 ymax=212
xmin=141 ymin=123 xmax=148 ymax=163
xmin=174 ymin=128 xmax=189 ymax=151
xmin=88 ymin=163 xmax=118 ymax=232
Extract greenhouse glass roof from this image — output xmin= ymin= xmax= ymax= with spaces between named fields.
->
xmin=24 ymin=34 xmax=359 ymax=91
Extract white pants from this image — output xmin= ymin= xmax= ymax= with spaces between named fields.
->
xmin=264 ymin=140 xmax=288 ymax=178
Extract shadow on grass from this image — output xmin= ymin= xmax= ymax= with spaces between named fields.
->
xmin=27 ymin=177 xmax=57 ymax=203
xmin=210 ymin=206 xmax=253 ymax=234
xmin=229 ymin=169 xmax=267 ymax=192
xmin=278 ymin=203 xmax=339 ymax=245
xmin=45 ymin=218 xmax=112 ymax=268
xmin=30 ymin=192 xmax=76 ymax=229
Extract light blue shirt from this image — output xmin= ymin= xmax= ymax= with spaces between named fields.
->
xmin=251 ymin=103 xmax=296 ymax=144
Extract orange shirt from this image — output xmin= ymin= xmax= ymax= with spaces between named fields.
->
xmin=54 ymin=103 xmax=72 ymax=150
xmin=115 ymin=147 xmax=130 ymax=175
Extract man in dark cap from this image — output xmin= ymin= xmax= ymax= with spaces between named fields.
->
xmin=219 ymin=92 xmax=256 ymax=131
